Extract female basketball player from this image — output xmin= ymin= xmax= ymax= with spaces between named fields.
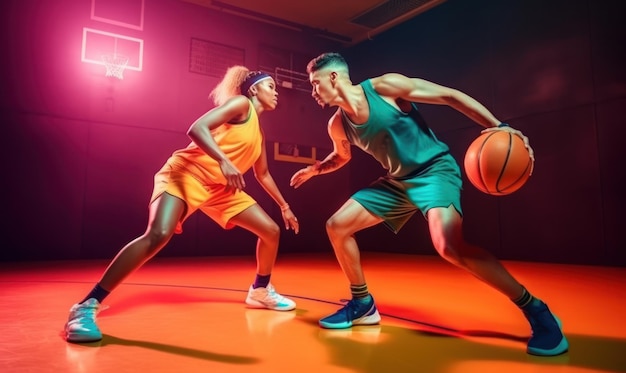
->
xmin=65 ymin=66 xmax=299 ymax=343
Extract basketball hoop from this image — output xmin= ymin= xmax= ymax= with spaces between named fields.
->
xmin=101 ymin=54 xmax=129 ymax=80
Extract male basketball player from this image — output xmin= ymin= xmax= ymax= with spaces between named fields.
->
xmin=290 ymin=52 xmax=567 ymax=356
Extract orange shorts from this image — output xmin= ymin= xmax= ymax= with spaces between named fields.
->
xmin=150 ymin=164 xmax=257 ymax=233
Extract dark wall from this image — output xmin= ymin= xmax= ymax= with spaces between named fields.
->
xmin=342 ymin=0 xmax=626 ymax=265
xmin=0 ymin=0 xmax=344 ymax=261
xmin=1 ymin=0 xmax=624 ymax=266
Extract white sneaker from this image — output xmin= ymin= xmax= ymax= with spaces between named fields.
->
xmin=245 ymin=284 xmax=296 ymax=311
xmin=65 ymin=298 xmax=103 ymax=342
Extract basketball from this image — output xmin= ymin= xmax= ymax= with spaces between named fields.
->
xmin=463 ymin=131 xmax=532 ymax=196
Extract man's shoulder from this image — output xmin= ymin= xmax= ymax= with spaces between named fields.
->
xmin=371 ymin=73 xmax=408 ymax=85
xmin=369 ymin=73 xmax=411 ymax=97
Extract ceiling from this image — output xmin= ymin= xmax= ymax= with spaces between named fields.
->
xmin=178 ymin=0 xmax=446 ymax=46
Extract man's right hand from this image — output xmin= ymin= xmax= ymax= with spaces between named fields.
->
xmin=290 ymin=165 xmax=318 ymax=189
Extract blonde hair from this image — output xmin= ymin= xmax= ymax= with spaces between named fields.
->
xmin=209 ymin=65 xmax=250 ymax=106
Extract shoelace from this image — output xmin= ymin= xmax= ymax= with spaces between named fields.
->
xmin=75 ymin=307 xmax=97 ymax=318
xmin=261 ymin=286 xmax=285 ymax=303
xmin=71 ymin=303 xmax=109 ymax=320
xmin=337 ymin=299 xmax=360 ymax=316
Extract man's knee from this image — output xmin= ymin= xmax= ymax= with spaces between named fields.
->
xmin=436 ymin=243 xmax=463 ymax=265
xmin=326 ymin=214 xmax=348 ymax=237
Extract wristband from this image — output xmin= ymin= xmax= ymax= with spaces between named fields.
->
xmin=497 ymin=123 xmax=510 ymax=128
xmin=280 ymin=204 xmax=290 ymax=212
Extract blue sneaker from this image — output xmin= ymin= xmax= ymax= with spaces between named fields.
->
xmin=65 ymin=298 xmax=103 ymax=343
xmin=319 ymin=296 xmax=381 ymax=329
xmin=522 ymin=299 xmax=569 ymax=356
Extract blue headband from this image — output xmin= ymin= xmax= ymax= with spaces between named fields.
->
xmin=240 ymin=73 xmax=272 ymax=95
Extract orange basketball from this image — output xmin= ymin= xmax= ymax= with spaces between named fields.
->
xmin=464 ymin=131 xmax=532 ymax=196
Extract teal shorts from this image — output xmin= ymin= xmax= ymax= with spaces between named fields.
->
xmin=351 ymin=154 xmax=463 ymax=233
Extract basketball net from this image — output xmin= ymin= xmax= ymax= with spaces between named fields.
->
xmin=101 ymin=54 xmax=129 ymax=80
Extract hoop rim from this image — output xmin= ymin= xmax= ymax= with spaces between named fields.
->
xmin=101 ymin=53 xmax=129 ymax=79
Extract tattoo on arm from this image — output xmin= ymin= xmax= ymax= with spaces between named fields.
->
xmin=340 ymin=140 xmax=350 ymax=157
xmin=318 ymin=155 xmax=339 ymax=173
xmin=318 ymin=140 xmax=350 ymax=173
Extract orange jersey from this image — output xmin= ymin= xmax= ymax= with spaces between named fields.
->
xmin=166 ymin=101 xmax=263 ymax=185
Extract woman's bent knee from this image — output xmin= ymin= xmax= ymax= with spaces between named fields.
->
xmin=268 ymin=222 xmax=281 ymax=239
xmin=256 ymin=221 xmax=280 ymax=243
xmin=146 ymin=227 xmax=175 ymax=247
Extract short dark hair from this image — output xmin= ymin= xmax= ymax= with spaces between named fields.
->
xmin=306 ymin=52 xmax=349 ymax=74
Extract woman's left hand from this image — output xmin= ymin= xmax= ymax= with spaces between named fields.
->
xmin=281 ymin=208 xmax=300 ymax=234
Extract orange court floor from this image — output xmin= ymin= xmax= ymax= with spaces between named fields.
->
xmin=0 ymin=251 xmax=624 ymax=373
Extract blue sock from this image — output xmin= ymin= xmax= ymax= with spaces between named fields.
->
xmin=253 ymin=274 xmax=271 ymax=289
xmin=80 ymin=283 xmax=110 ymax=304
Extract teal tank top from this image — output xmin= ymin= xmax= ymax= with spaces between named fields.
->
xmin=341 ymin=79 xmax=451 ymax=178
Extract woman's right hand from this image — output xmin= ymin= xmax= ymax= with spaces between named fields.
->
xmin=219 ymin=160 xmax=245 ymax=193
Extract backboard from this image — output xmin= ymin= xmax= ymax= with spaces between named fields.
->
xmin=81 ymin=27 xmax=144 ymax=73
